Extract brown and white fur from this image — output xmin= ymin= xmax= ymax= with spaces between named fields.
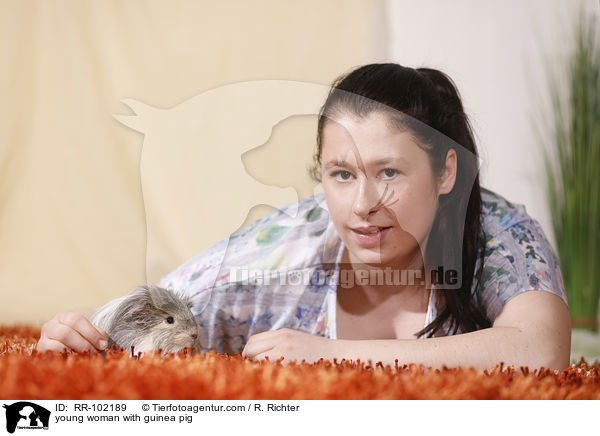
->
xmin=92 ymin=285 xmax=199 ymax=356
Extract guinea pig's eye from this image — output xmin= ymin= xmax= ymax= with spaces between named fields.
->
xmin=166 ymin=316 xmax=175 ymax=324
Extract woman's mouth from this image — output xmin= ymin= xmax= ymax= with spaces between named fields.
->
xmin=351 ymin=226 xmax=392 ymax=246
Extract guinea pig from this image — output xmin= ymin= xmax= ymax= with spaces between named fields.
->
xmin=91 ymin=284 xmax=199 ymax=356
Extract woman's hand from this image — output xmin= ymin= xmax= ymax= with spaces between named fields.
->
xmin=242 ymin=328 xmax=334 ymax=366
xmin=37 ymin=311 xmax=108 ymax=353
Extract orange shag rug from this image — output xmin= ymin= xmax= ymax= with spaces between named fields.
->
xmin=2 ymin=325 xmax=599 ymax=400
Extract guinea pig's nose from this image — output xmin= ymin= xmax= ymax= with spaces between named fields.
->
xmin=191 ymin=333 xmax=198 ymax=341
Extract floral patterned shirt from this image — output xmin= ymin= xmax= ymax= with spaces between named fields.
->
xmin=160 ymin=188 xmax=568 ymax=354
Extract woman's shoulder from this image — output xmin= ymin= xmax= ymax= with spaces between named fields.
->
xmin=480 ymin=187 xmax=532 ymax=239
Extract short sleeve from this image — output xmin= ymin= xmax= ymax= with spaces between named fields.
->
xmin=476 ymin=218 xmax=568 ymax=323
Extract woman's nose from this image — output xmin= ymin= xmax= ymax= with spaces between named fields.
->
xmin=352 ymin=179 xmax=381 ymax=217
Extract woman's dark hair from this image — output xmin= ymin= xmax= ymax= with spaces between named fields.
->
xmin=310 ymin=63 xmax=490 ymax=337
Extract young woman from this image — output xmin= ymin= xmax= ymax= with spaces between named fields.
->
xmin=38 ymin=63 xmax=571 ymax=370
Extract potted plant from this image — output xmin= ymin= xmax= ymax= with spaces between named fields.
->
xmin=541 ymin=10 xmax=600 ymax=333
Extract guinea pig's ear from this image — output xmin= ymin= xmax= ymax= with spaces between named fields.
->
xmin=172 ymin=290 xmax=193 ymax=310
xmin=131 ymin=301 xmax=156 ymax=323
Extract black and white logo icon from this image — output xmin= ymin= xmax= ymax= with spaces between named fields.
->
xmin=2 ymin=402 xmax=50 ymax=433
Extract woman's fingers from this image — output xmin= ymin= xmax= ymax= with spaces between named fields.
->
xmin=37 ymin=311 xmax=108 ymax=353
xmin=56 ymin=312 xmax=108 ymax=349
xmin=45 ymin=322 xmax=95 ymax=352
xmin=252 ymin=350 xmax=290 ymax=366
xmin=243 ymin=329 xmax=294 ymax=358
xmin=36 ymin=337 xmax=71 ymax=353
xmin=243 ymin=343 xmax=275 ymax=359
xmin=242 ymin=338 xmax=275 ymax=359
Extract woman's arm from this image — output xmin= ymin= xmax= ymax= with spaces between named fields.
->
xmin=331 ymin=290 xmax=571 ymax=370
xmin=243 ymin=291 xmax=571 ymax=370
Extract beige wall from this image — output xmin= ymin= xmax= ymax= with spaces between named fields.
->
xmin=0 ymin=0 xmax=388 ymax=324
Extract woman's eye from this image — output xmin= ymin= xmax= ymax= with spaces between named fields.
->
xmin=381 ymin=168 xmax=399 ymax=179
xmin=332 ymin=170 xmax=353 ymax=181
xmin=166 ymin=316 xmax=175 ymax=324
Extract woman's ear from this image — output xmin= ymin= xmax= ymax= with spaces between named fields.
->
xmin=438 ymin=149 xmax=457 ymax=195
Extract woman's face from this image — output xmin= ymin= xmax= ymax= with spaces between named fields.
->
xmin=321 ymin=111 xmax=456 ymax=269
